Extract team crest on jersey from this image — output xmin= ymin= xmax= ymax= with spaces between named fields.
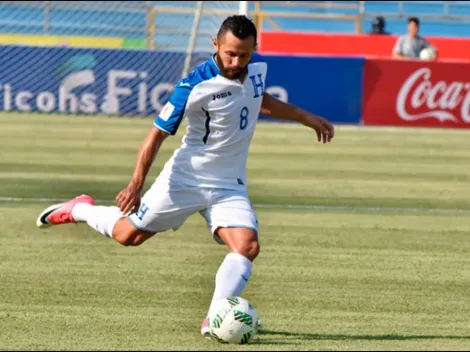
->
xmin=249 ymin=74 xmax=264 ymax=98
xmin=212 ymin=91 xmax=232 ymax=100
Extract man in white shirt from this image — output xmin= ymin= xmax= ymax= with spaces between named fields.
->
xmin=36 ymin=15 xmax=335 ymax=338
xmin=393 ymin=17 xmax=438 ymax=60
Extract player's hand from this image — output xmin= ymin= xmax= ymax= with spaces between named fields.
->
xmin=307 ymin=115 xmax=335 ymax=144
xmin=116 ymin=185 xmax=141 ymax=215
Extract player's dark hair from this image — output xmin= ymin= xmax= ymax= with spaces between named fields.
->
xmin=408 ymin=17 xmax=420 ymax=27
xmin=217 ymin=15 xmax=257 ymax=44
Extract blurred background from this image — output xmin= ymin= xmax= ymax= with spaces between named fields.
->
xmin=0 ymin=1 xmax=470 ymax=58
xmin=1 ymin=0 xmax=469 ymax=127
xmin=1 ymin=1 xmax=470 ymax=53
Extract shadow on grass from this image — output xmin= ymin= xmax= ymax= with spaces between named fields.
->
xmin=255 ymin=329 xmax=470 ymax=344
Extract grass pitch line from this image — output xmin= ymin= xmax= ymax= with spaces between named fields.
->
xmin=254 ymin=203 xmax=470 ymax=214
xmin=1 ymin=196 xmax=470 ymax=215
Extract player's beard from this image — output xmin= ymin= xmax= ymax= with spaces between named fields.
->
xmin=215 ymin=52 xmax=245 ymax=80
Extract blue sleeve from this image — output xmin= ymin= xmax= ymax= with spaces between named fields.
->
xmin=154 ymin=81 xmax=193 ymax=135
xmin=250 ymin=52 xmax=266 ymax=64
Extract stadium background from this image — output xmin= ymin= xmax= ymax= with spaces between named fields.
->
xmin=2 ymin=1 xmax=470 ymax=351
xmin=3 ymin=0 xmax=470 ymax=127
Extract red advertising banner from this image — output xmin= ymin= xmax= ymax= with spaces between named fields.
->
xmin=259 ymin=32 xmax=470 ymax=62
xmin=363 ymin=59 xmax=470 ymax=128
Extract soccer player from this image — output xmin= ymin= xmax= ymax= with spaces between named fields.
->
xmin=36 ymin=15 xmax=334 ymax=337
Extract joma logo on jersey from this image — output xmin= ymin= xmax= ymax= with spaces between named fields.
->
xmin=212 ymin=91 xmax=232 ymax=100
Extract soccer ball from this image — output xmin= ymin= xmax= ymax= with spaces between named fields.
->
xmin=208 ymin=296 xmax=259 ymax=344
xmin=420 ymin=47 xmax=436 ymax=61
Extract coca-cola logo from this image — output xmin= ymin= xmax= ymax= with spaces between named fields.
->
xmin=396 ymin=67 xmax=470 ymax=123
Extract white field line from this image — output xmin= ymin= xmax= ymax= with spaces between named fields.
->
xmin=1 ymin=196 xmax=469 ymax=214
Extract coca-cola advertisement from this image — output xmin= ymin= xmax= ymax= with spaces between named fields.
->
xmin=363 ymin=59 xmax=470 ymax=128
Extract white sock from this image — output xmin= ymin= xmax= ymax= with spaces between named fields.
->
xmin=206 ymin=252 xmax=253 ymax=318
xmin=72 ymin=204 xmax=123 ymax=238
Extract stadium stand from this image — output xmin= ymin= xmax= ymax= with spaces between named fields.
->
xmin=1 ymin=1 xmax=470 ymax=51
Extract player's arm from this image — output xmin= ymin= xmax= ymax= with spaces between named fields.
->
xmin=260 ymin=92 xmax=334 ymax=143
xmin=129 ymin=126 xmax=169 ymax=193
xmin=116 ymin=81 xmax=192 ymax=214
xmin=116 ymin=126 xmax=169 ymax=214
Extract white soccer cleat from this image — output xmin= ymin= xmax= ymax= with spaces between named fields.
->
xmin=36 ymin=194 xmax=94 ymax=228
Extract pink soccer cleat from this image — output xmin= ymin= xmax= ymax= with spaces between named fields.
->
xmin=200 ymin=318 xmax=211 ymax=339
xmin=36 ymin=194 xmax=94 ymax=228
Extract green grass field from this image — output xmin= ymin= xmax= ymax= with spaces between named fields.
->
xmin=1 ymin=112 xmax=470 ymax=351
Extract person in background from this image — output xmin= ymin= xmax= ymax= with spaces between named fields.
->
xmin=393 ymin=17 xmax=438 ymax=60
xmin=370 ymin=16 xmax=390 ymax=35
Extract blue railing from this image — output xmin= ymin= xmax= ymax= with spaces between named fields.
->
xmin=1 ymin=1 xmax=470 ymax=51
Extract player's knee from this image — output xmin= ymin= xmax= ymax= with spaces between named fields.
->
xmin=112 ymin=218 xmax=153 ymax=246
xmin=132 ymin=233 xmax=152 ymax=246
xmin=217 ymin=227 xmax=260 ymax=261
xmin=241 ymin=239 xmax=260 ymax=261
xmin=111 ymin=219 xmax=133 ymax=246
xmin=113 ymin=232 xmax=135 ymax=246
xmin=114 ymin=233 xmax=151 ymax=247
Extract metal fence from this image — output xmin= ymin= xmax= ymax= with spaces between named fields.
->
xmin=2 ymin=1 xmax=470 ymax=53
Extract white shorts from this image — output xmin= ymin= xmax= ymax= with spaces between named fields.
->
xmin=128 ymin=178 xmax=258 ymax=244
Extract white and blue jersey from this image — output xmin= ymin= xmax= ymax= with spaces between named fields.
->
xmin=154 ymin=52 xmax=268 ymax=190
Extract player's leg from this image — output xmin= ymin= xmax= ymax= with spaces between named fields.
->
xmin=199 ymin=190 xmax=260 ymax=337
xmin=36 ymin=194 xmax=156 ymax=245
xmin=36 ymin=182 xmax=207 ymax=246
xmin=207 ymin=227 xmax=259 ymax=308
